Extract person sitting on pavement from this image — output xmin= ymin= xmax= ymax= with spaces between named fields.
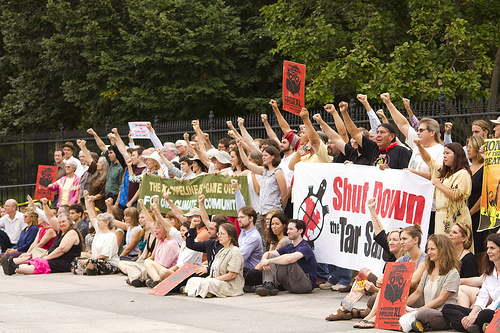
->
xmin=442 ymin=234 xmax=500 ymax=333
xmin=0 ymin=200 xmax=26 ymax=253
xmin=237 ymin=206 xmax=264 ymax=272
xmin=2 ymin=198 xmax=83 ymax=275
xmin=254 ymin=219 xmax=317 ymax=296
xmin=71 ymin=191 xmax=119 ymax=275
xmin=325 ymin=198 xmax=405 ymax=322
xmin=405 ymin=234 xmax=461 ymax=333
xmin=185 ymin=213 xmax=226 ymax=277
xmin=183 ymin=223 xmax=244 ymax=298
xmin=126 ymin=200 xmax=180 ymax=288
xmin=0 ymin=210 xmax=39 ymax=260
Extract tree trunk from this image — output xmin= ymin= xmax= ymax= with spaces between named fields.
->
xmin=490 ymin=45 xmax=500 ymax=108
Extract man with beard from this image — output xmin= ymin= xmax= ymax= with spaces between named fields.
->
xmin=185 ymin=216 xmax=226 ymax=276
xmin=255 ymin=219 xmax=317 ymax=296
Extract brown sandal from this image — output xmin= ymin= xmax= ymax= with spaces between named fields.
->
xmin=325 ymin=309 xmax=353 ymax=321
xmin=352 ymin=308 xmax=371 ymax=318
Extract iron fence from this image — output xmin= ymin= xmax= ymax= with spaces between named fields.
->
xmin=0 ymin=95 xmax=499 ymax=205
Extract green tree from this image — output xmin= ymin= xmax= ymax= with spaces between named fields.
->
xmin=0 ymin=0 xmax=74 ymax=134
xmin=262 ymin=0 xmax=500 ymax=104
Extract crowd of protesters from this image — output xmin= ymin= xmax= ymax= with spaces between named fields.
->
xmin=1 ymin=92 xmax=500 ymax=332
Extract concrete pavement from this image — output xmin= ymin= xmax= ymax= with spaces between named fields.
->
xmin=0 ymin=272 xmax=452 ymax=332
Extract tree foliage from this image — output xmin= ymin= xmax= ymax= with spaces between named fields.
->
xmin=261 ymin=0 xmax=500 ymax=105
xmin=0 ymin=0 xmax=283 ymax=133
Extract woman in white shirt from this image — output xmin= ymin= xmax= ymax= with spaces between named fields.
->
xmin=72 ymin=191 xmax=119 ymax=275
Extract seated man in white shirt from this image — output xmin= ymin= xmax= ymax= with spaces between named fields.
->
xmin=0 ymin=199 xmax=25 ymax=252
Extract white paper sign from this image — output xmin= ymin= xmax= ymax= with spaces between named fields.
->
xmin=128 ymin=122 xmax=151 ymax=139
xmin=293 ymin=163 xmax=434 ymax=275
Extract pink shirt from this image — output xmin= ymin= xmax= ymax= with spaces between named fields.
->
xmin=154 ymin=238 xmax=179 ymax=269
xmin=50 ymin=175 xmax=81 ymax=207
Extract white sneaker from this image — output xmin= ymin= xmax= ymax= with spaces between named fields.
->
xmin=331 ymin=283 xmax=348 ymax=291
xmin=319 ymin=281 xmax=334 ymax=290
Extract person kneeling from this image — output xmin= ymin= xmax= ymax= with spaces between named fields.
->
xmin=255 ymin=219 xmax=317 ymax=296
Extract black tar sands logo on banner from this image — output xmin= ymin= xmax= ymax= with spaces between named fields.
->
xmin=297 ymin=179 xmax=329 ymax=248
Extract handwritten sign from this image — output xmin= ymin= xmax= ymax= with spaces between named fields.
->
xmin=128 ymin=122 xmax=151 ymax=139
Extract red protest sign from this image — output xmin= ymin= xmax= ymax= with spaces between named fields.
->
xmin=282 ymin=60 xmax=305 ymax=115
xmin=149 ymin=263 xmax=202 ymax=296
xmin=341 ymin=267 xmax=371 ymax=311
xmin=375 ymin=261 xmax=415 ymax=330
xmin=485 ymin=309 xmax=500 ymax=333
xmin=35 ymin=165 xmax=57 ymax=200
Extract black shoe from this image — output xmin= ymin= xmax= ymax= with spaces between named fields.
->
xmin=466 ymin=324 xmax=482 ymax=333
xmin=6 ymin=257 xmax=17 ymax=276
xmin=255 ymin=281 xmax=279 ymax=296
xmin=146 ymin=279 xmax=160 ymax=288
xmin=1 ymin=255 xmax=8 ymax=275
xmin=131 ymin=279 xmax=146 ymax=287
xmin=243 ymin=285 xmax=255 ymax=293
xmin=411 ymin=320 xmax=429 ymax=332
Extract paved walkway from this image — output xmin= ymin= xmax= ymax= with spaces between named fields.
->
xmin=0 ymin=272 xmax=452 ymax=332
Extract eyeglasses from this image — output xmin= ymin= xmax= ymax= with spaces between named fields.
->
xmin=417 ymin=128 xmax=428 ymax=133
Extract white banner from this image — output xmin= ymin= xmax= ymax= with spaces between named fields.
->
xmin=293 ymin=163 xmax=434 ymax=276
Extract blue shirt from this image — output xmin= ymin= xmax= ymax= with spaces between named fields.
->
xmin=13 ymin=225 xmax=39 ymax=252
xmin=238 ymin=226 xmax=263 ymax=269
xmin=118 ymin=168 xmax=130 ymax=206
xmin=277 ymin=239 xmax=318 ymax=289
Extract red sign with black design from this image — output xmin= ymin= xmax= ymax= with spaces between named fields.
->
xmin=35 ymin=165 xmax=57 ymax=200
xmin=485 ymin=308 xmax=500 ymax=333
xmin=149 ymin=263 xmax=203 ymax=296
xmin=282 ymin=60 xmax=305 ymax=115
xmin=375 ymin=261 xmax=415 ymax=330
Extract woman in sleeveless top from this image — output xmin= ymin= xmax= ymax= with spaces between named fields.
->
xmin=2 ymin=198 xmax=83 ymax=275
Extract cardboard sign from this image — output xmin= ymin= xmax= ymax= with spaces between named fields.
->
xmin=375 ymin=261 xmax=415 ymax=330
xmin=149 ymin=263 xmax=203 ymax=296
xmin=34 ymin=165 xmax=57 ymax=200
xmin=282 ymin=60 xmax=305 ymax=115
xmin=139 ymin=174 xmax=249 ymax=217
xmin=128 ymin=122 xmax=151 ymax=139
xmin=479 ymin=139 xmax=500 ymax=231
xmin=485 ymin=308 xmax=500 ymax=333
xmin=341 ymin=267 xmax=371 ymax=311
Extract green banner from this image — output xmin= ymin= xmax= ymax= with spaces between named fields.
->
xmin=138 ymin=174 xmax=249 ymax=217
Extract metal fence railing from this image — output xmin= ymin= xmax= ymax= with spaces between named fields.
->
xmin=0 ymin=94 xmax=499 ymax=205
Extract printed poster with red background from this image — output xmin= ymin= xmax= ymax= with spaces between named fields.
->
xmin=375 ymin=261 xmax=415 ymax=330
xmin=34 ymin=165 xmax=57 ymax=200
xmin=282 ymin=61 xmax=305 ymax=115
xmin=485 ymin=309 xmax=500 ymax=333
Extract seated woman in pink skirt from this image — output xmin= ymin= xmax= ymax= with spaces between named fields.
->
xmin=1 ymin=198 xmax=83 ymax=275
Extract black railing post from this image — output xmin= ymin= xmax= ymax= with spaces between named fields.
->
xmin=209 ymin=110 xmax=214 ymax=137
xmin=154 ymin=115 xmax=159 ymax=131
xmin=59 ymin=123 xmax=64 ymax=147
xmin=21 ymin=127 xmax=25 ymax=184
xmin=438 ymin=91 xmax=446 ymax=124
